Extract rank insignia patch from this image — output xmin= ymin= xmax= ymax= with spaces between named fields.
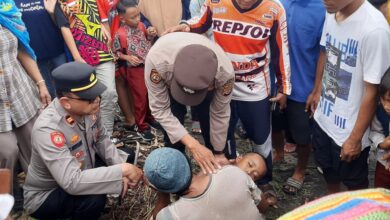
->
xmin=51 ymin=131 xmax=65 ymax=148
xmin=222 ymin=79 xmax=234 ymax=96
xmin=150 ymin=69 xmax=162 ymax=84
xmin=65 ymin=115 xmax=75 ymax=126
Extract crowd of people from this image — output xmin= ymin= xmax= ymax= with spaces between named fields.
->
xmin=0 ymin=0 xmax=389 ymax=219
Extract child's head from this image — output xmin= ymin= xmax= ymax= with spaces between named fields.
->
xmin=117 ymin=0 xmax=140 ymax=27
xmin=235 ymin=153 xmax=267 ymax=181
xmin=379 ymin=66 xmax=390 ymax=114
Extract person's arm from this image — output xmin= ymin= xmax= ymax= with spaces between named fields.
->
xmin=209 ymin=75 xmax=234 ymax=165
xmin=49 ymin=2 xmax=86 ymax=63
xmin=341 ymin=28 xmax=390 ymax=162
xmin=101 ymin=22 xmax=112 ymax=48
xmin=60 ymin=27 xmax=86 ymax=63
xmin=341 ymin=82 xmax=378 ymax=162
xmin=162 ymin=0 xmax=211 ymax=35
xmin=94 ymin=112 xmax=129 ymax=165
xmin=245 ymin=175 xmax=268 ymax=213
xmin=97 ymin=0 xmax=112 ymax=47
xmin=305 ymin=48 xmax=326 ymax=116
xmin=305 ymin=13 xmax=328 ymax=116
xmin=32 ymin=128 xmax=124 ymax=195
xmin=17 ymin=49 xmax=51 ymax=107
xmin=369 ymin=115 xmax=386 ymax=150
xmin=268 ymin=7 xmax=291 ymax=110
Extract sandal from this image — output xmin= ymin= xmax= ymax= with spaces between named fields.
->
xmin=282 ymin=177 xmax=303 ymax=195
xmin=258 ymin=184 xmax=278 ymax=206
xmin=191 ymin=121 xmax=202 ymax=134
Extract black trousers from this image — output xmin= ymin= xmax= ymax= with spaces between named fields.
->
xmin=163 ymin=92 xmax=214 ymax=152
xmin=31 ymin=188 xmax=106 ymax=220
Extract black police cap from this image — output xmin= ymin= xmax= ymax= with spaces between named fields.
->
xmin=52 ymin=62 xmax=106 ymax=99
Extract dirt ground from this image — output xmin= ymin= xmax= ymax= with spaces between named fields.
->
xmin=13 ymin=113 xmax=377 ymax=220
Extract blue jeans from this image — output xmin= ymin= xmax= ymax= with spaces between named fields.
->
xmin=37 ymin=53 xmax=67 ymax=98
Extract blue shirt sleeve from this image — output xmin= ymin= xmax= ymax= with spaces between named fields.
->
xmin=141 ymin=13 xmax=151 ymax=28
xmin=181 ymin=0 xmax=191 ymax=20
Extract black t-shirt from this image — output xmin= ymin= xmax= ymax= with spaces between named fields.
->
xmin=15 ymin=0 xmax=66 ymax=60
xmin=54 ymin=3 xmax=69 ymax=28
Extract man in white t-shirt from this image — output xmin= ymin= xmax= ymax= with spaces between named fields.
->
xmin=306 ymin=0 xmax=390 ymax=194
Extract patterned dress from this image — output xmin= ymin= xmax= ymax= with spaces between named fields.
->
xmin=0 ymin=25 xmax=40 ymax=132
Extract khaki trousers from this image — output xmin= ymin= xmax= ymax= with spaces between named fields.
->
xmin=0 ymin=114 xmax=37 ymax=191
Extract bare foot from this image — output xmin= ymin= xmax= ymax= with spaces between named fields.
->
xmin=284 ymin=142 xmax=297 ymax=153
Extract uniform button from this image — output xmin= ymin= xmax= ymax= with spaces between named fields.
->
xmin=0 ymin=69 xmax=3 ymax=74
xmin=4 ymin=102 xmax=11 ymax=108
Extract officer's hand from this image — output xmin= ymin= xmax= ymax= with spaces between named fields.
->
xmin=189 ymin=143 xmax=221 ymax=174
xmin=162 ymin=24 xmax=190 ymax=35
xmin=340 ymin=137 xmax=361 ymax=162
xmin=38 ymin=83 xmax=51 ymax=108
xmin=122 ymin=163 xmax=143 ymax=188
xmin=214 ymin=154 xmax=229 ymax=166
xmin=270 ymin=92 xmax=287 ymax=110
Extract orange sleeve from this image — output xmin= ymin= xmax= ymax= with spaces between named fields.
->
xmin=188 ymin=0 xmax=213 ymax=34
xmin=96 ymin=0 xmax=111 ymax=22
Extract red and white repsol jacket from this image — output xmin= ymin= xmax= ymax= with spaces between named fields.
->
xmin=189 ymin=0 xmax=291 ymax=101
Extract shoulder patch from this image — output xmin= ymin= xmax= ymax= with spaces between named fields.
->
xmin=50 ymin=131 xmax=65 ymax=148
xmin=150 ymin=69 xmax=162 ymax=84
xmin=222 ymin=78 xmax=234 ymax=96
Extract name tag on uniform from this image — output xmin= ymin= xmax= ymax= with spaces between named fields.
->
xmin=68 ymin=141 xmax=83 ymax=151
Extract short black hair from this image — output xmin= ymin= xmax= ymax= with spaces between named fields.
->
xmin=379 ymin=66 xmax=390 ymax=98
xmin=56 ymin=90 xmax=65 ymax=98
xmin=369 ymin=0 xmax=388 ymax=9
xmin=117 ymin=0 xmax=138 ymax=14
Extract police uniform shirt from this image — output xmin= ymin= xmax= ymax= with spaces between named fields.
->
xmin=23 ymin=98 xmax=128 ymax=214
xmin=144 ymin=32 xmax=235 ymax=151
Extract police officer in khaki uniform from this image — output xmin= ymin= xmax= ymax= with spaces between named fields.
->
xmin=23 ymin=62 xmax=143 ymax=220
xmin=145 ymin=32 xmax=234 ymax=218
